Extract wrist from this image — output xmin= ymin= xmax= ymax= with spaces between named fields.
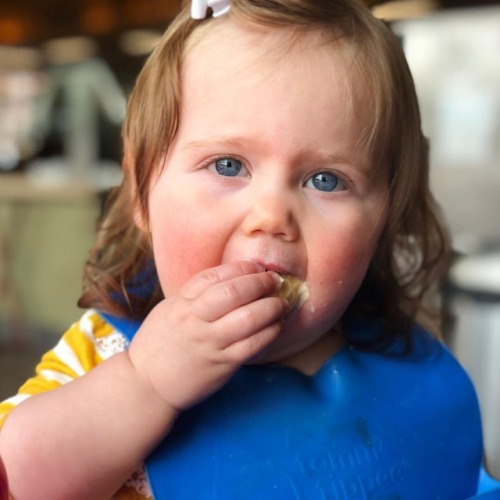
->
xmin=121 ymin=350 xmax=182 ymax=422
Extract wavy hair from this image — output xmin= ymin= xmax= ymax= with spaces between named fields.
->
xmin=79 ymin=0 xmax=450 ymax=348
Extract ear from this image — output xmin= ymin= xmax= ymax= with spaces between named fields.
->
xmin=123 ymin=141 xmax=148 ymax=232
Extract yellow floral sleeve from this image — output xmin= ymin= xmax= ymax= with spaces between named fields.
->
xmin=0 ymin=310 xmax=152 ymax=500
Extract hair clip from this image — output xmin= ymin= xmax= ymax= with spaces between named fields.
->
xmin=191 ymin=0 xmax=231 ymax=19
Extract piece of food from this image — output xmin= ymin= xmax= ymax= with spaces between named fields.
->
xmin=276 ymin=274 xmax=309 ymax=309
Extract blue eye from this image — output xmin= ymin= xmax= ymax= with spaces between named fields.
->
xmin=306 ymin=172 xmax=344 ymax=192
xmin=214 ymin=158 xmax=245 ymax=177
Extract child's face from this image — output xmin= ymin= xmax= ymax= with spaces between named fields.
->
xmin=147 ymin=21 xmax=389 ymax=363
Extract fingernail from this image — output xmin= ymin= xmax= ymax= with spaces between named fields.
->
xmin=270 ymin=271 xmax=285 ymax=288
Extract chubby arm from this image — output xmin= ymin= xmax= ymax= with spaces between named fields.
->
xmin=0 ymin=262 xmax=287 ymax=499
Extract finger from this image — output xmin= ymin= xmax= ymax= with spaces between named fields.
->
xmin=182 ymin=261 xmax=264 ymax=300
xmin=210 ymin=295 xmax=289 ymax=346
xmin=195 ymin=271 xmax=284 ymax=322
xmin=223 ymin=318 xmax=284 ymax=364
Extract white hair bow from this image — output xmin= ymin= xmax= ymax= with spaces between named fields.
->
xmin=191 ymin=0 xmax=231 ymax=19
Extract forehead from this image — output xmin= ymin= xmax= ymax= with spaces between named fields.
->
xmin=181 ymin=18 xmax=372 ymax=128
xmin=186 ymin=19 xmax=353 ymax=81
xmin=186 ymin=18 xmax=332 ymax=67
xmin=169 ymin=19 xmax=380 ymax=183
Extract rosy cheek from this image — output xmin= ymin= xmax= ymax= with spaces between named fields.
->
xmin=153 ymin=223 xmax=221 ymax=295
xmin=307 ymin=243 xmax=374 ymax=313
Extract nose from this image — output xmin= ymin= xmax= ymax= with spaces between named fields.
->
xmin=241 ymin=190 xmax=300 ymax=242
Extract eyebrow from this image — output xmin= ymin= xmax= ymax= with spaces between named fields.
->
xmin=182 ymin=137 xmax=247 ymax=151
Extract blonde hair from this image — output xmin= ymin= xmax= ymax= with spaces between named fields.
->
xmin=79 ymin=0 xmax=449 ymax=347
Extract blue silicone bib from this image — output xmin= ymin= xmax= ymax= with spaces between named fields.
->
xmin=100 ymin=313 xmax=487 ymax=499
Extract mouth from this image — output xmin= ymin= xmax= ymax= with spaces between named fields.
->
xmin=260 ymin=262 xmax=289 ymax=275
xmin=249 ymin=259 xmax=309 ymax=308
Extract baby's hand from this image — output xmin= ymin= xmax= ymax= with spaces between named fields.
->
xmin=127 ymin=261 xmax=288 ymax=411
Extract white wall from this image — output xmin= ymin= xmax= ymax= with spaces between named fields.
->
xmin=394 ymin=7 xmax=500 ymax=252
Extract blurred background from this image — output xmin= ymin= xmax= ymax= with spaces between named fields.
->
xmin=0 ymin=0 xmax=499 ymax=475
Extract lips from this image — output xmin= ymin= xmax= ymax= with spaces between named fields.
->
xmin=253 ymin=258 xmax=300 ymax=278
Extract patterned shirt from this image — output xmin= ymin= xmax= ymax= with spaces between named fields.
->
xmin=0 ymin=310 xmax=153 ymax=500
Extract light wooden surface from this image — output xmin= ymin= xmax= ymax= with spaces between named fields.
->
xmin=0 ymin=173 xmax=102 ymax=344
xmin=0 ymin=172 xmax=97 ymax=203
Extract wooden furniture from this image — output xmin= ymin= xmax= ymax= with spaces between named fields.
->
xmin=0 ymin=172 xmax=103 ymax=346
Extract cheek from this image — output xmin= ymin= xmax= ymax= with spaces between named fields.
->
xmin=306 ymin=217 xmax=385 ymax=317
xmin=153 ymin=220 xmax=218 ymax=296
xmin=323 ymin=236 xmax=377 ymax=281
xmin=150 ymin=205 xmax=221 ymax=296
xmin=314 ymin=249 xmax=370 ymax=308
